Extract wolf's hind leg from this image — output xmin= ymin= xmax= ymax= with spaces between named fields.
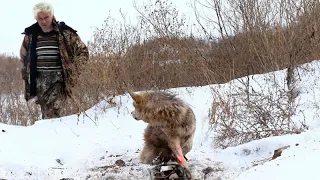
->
xmin=140 ymin=143 xmax=158 ymax=164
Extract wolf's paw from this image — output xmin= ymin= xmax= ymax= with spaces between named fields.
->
xmin=151 ymin=156 xmax=163 ymax=165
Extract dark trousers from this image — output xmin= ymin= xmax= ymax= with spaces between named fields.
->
xmin=36 ymin=71 xmax=67 ymax=119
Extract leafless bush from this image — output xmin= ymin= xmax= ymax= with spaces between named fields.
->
xmin=209 ymin=69 xmax=305 ymax=148
xmin=194 ymin=0 xmax=320 ymax=147
xmin=79 ymin=0 xmax=210 ymax=93
xmin=0 ymin=54 xmax=40 ymax=125
xmin=193 ymin=0 xmax=320 ymax=79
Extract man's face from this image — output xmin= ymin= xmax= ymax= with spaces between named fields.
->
xmin=35 ymin=11 xmax=53 ymax=31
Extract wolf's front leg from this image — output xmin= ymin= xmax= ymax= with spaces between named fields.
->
xmin=165 ymin=135 xmax=188 ymax=168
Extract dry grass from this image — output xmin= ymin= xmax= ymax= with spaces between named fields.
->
xmin=0 ymin=54 xmax=40 ymax=125
xmin=197 ymin=0 xmax=320 ymax=147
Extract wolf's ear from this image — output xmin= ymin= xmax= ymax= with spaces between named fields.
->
xmin=128 ymin=90 xmax=143 ymax=104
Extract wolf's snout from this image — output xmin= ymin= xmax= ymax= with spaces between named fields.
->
xmin=131 ymin=111 xmax=140 ymax=120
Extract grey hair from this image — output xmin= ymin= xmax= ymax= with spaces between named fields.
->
xmin=33 ymin=2 xmax=54 ymax=18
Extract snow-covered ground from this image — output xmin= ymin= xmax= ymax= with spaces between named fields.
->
xmin=1 ymin=60 xmax=320 ymax=180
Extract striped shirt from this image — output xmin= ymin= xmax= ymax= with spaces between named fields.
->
xmin=36 ymin=31 xmax=62 ymax=72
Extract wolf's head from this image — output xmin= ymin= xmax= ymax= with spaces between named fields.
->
xmin=128 ymin=90 xmax=191 ymax=125
xmin=128 ymin=90 xmax=145 ymax=106
xmin=128 ymin=90 xmax=148 ymax=121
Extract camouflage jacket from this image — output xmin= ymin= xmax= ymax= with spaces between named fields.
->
xmin=20 ymin=19 xmax=89 ymax=101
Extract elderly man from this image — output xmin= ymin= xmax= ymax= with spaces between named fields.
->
xmin=20 ymin=2 xmax=89 ymax=119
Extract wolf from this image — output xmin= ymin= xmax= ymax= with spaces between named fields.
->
xmin=128 ymin=90 xmax=196 ymax=169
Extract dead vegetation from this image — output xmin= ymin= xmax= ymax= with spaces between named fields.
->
xmin=199 ymin=0 xmax=320 ymax=147
xmin=0 ymin=54 xmax=40 ymax=125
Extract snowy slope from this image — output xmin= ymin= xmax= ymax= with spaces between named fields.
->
xmin=1 ymin=60 xmax=320 ymax=180
xmin=234 ymin=128 xmax=320 ymax=180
